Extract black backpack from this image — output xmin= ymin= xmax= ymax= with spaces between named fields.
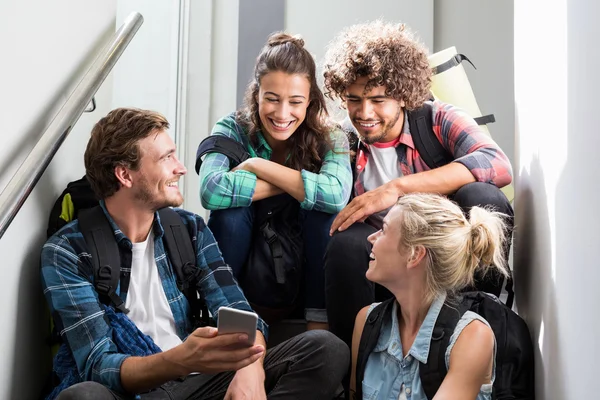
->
xmin=47 ymin=175 xmax=99 ymax=238
xmin=196 ymin=135 xmax=304 ymax=316
xmin=355 ymin=292 xmax=535 ymax=400
xmin=46 ymin=178 xmax=210 ymax=328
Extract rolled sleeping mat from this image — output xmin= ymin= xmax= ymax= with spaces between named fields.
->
xmin=428 ymin=47 xmax=514 ymax=202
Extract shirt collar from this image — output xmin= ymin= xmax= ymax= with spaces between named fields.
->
xmin=373 ymin=292 xmax=447 ymax=363
xmin=398 ymin=108 xmax=415 ymax=149
xmin=254 ymin=131 xmax=272 ymax=157
xmin=98 ymin=200 xmax=165 ymax=248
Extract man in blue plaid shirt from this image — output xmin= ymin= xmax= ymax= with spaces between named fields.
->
xmin=41 ymin=108 xmax=349 ymax=400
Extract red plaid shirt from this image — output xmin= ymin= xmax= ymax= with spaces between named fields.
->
xmin=354 ymin=101 xmax=513 ymax=226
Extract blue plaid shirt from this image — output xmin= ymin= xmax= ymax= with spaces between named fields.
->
xmin=41 ymin=202 xmax=268 ymax=393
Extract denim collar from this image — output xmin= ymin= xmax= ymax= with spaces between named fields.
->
xmin=373 ymin=292 xmax=447 ymax=363
xmin=98 ymin=200 xmax=165 ymax=249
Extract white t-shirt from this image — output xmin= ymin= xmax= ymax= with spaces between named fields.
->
xmin=363 ymin=140 xmax=403 ymax=227
xmin=125 ymin=230 xmax=182 ymax=351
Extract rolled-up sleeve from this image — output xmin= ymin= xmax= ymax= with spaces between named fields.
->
xmin=41 ymin=234 xmax=129 ymax=392
xmin=199 ymin=116 xmax=257 ymax=210
xmin=433 ymin=101 xmax=513 ymax=188
xmin=299 ymin=128 xmax=352 ymax=213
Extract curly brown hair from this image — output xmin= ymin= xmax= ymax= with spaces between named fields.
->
xmin=237 ymin=32 xmax=333 ymax=172
xmin=84 ymin=108 xmax=169 ymax=199
xmin=323 ymin=20 xmax=432 ymax=110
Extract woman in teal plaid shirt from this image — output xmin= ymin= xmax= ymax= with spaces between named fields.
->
xmin=198 ymin=32 xmax=352 ymax=330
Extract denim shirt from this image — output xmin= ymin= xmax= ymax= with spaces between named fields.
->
xmin=362 ymin=294 xmax=495 ymax=400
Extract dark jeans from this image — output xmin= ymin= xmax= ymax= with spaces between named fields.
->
xmin=56 ymin=330 xmax=349 ymax=400
xmin=324 ymin=182 xmax=514 ymax=348
xmin=208 ymin=205 xmax=336 ymax=323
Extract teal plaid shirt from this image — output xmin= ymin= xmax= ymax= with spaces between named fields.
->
xmin=199 ymin=113 xmax=352 ymax=213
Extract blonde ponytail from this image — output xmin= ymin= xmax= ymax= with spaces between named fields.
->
xmin=395 ymin=194 xmax=510 ymax=303
xmin=468 ymin=206 xmax=509 ymax=279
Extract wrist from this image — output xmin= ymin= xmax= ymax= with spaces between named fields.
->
xmin=389 ymin=178 xmax=405 ymax=196
xmin=160 ymin=347 xmax=189 ymax=377
xmin=246 ymin=158 xmax=262 ymax=175
xmin=237 ymin=361 xmax=265 ymax=381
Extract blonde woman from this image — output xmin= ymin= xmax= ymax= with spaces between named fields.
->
xmin=350 ymin=193 xmax=509 ymax=400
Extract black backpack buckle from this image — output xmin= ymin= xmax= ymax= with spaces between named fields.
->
xmin=96 ymin=282 xmax=112 ymax=296
xmin=261 ymin=222 xmax=278 ymax=245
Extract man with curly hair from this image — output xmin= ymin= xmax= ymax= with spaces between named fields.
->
xmin=321 ymin=20 xmax=514 ymax=348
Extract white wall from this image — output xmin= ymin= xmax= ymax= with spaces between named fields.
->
xmin=182 ymin=0 xmax=240 ymax=218
xmin=112 ymin=1 xmax=181 ymax=128
xmin=0 ymin=1 xmax=117 ymax=398
xmin=515 ymin=0 xmax=599 ymax=398
xmin=434 ymin=0 xmax=515 ymax=165
xmin=285 ymin=0 xmax=434 ymax=64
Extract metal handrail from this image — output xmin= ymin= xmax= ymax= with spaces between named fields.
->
xmin=0 ymin=12 xmax=144 ymax=240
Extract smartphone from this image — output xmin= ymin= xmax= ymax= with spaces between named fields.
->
xmin=217 ymin=306 xmax=258 ymax=346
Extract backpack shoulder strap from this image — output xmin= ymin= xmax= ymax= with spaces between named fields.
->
xmin=78 ymin=206 xmax=129 ymax=314
xmin=195 ymin=135 xmax=251 ymax=174
xmin=419 ymin=300 xmax=467 ymax=399
xmin=158 ymin=208 xmax=209 ymax=328
xmin=408 ymin=103 xmax=454 ymax=169
xmin=354 ymin=298 xmax=395 ymax=400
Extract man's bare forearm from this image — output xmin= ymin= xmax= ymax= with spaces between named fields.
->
xmin=391 ymin=162 xmax=476 ymax=196
xmin=120 ymin=348 xmax=186 ymax=394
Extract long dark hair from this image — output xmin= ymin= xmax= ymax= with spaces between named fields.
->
xmin=237 ymin=32 xmax=333 ymax=172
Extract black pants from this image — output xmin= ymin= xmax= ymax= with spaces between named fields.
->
xmin=324 ymin=182 xmax=514 ymax=348
xmin=56 ymin=330 xmax=349 ymax=400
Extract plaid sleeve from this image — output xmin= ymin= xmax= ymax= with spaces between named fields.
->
xmin=40 ymin=230 xmax=129 ymax=392
xmin=299 ymin=128 xmax=352 ymax=213
xmin=199 ymin=115 xmax=257 ymax=210
xmin=432 ymin=101 xmax=513 ymax=187
xmin=188 ymin=212 xmax=269 ymax=339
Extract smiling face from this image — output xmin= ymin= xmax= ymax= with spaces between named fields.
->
xmin=129 ymin=129 xmax=186 ymax=211
xmin=257 ymin=71 xmax=311 ymax=148
xmin=345 ymin=76 xmax=405 ymax=144
xmin=366 ymin=205 xmax=411 ymax=285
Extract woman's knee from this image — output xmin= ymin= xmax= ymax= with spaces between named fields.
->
xmin=301 ymin=210 xmax=337 ymax=240
xmin=208 ymin=206 xmax=254 ymax=233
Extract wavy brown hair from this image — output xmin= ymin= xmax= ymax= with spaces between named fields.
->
xmin=237 ymin=32 xmax=333 ymax=172
xmin=84 ymin=108 xmax=169 ymax=199
xmin=323 ymin=20 xmax=432 ymax=110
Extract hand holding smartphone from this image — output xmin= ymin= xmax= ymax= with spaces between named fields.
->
xmin=217 ymin=306 xmax=258 ymax=347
